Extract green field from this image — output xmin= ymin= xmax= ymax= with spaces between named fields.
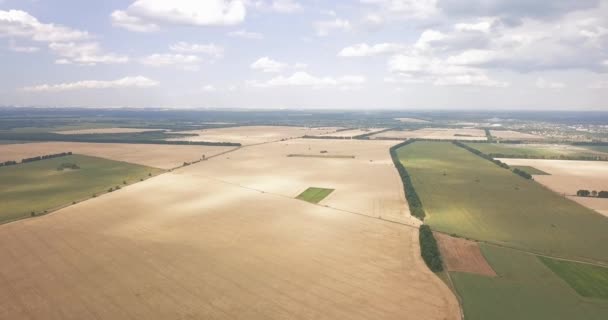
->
xmin=0 ymin=154 xmax=163 ymax=223
xmin=539 ymin=257 xmax=608 ymax=299
xmin=452 ymin=245 xmax=608 ymax=320
xmin=296 ymin=187 xmax=334 ymax=204
xmin=585 ymin=145 xmax=608 ymax=154
xmin=464 ymin=143 xmax=608 ymax=159
xmin=511 ymin=165 xmax=550 ymax=175
xmin=396 ymin=142 xmax=608 ymax=263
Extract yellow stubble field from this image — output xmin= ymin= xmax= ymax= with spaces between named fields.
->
xmin=0 ymin=138 xmax=459 ymax=320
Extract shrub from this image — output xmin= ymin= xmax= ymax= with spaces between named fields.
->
xmin=598 ymin=191 xmax=608 ymax=198
xmin=513 ymin=168 xmax=532 ymax=180
xmin=419 ymin=225 xmax=443 ymax=272
xmin=577 ymin=190 xmax=591 ymax=197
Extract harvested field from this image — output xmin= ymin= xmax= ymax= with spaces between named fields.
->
xmin=372 ymin=128 xmax=487 ymax=141
xmin=434 ymin=233 xmax=496 ymax=277
xmin=490 ymin=130 xmax=545 ymax=140
xmin=189 ymin=139 xmax=418 ymax=225
xmin=0 ymin=142 xmax=233 ymax=169
xmin=169 ymin=126 xmax=340 ymax=145
xmin=318 ymin=128 xmax=386 ymax=138
xmin=395 ymin=118 xmax=430 ymax=123
xmin=287 ymin=154 xmax=355 ymax=159
xmin=0 ymin=147 xmax=459 ymax=320
xmin=499 ymin=159 xmax=608 ymax=217
xmin=54 ymin=128 xmax=162 ymax=135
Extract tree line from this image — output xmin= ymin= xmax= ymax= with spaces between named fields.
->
xmin=577 ymin=190 xmax=608 ymax=198
xmin=0 ymin=152 xmax=72 ymax=167
xmin=389 ymin=140 xmax=426 ymax=220
xmin=419 ymin=225 xmax=444 ymax=272
xmin=452 ymin=141 xmax=511 ymax=169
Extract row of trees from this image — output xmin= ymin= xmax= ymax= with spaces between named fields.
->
xmin=452 ymin=141 xmax=511 ymax=169
xmin=419 ymin=225 xmax=444 ymax=272
xmin=389 ymin=140 xmax=426 ymax=220
xmin=1 ymin=152 xmax=72 ymax=168
xmin=512 ymin=168 xmax=533 ymax=180
xmin=22 ymin=152 xmax=72 ymax=163
xmin=577 ymin=190 xmax=608 ymax=198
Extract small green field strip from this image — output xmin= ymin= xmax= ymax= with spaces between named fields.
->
xmin=511 ymin=166 xmax=550 ymax=175
xmin=296 ymin=187 xmax=334 ymax=204
xmin=539 ymin=257 xmax=608 ymax=299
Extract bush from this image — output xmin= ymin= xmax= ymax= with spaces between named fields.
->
xmin=419 ymin=225 xmax=443 ymax=272
xmin=577 ymin=190 xmax=591 ymax=197
xmin=513 ymin=168 xmax=532 ymax=180
xmin=599 ymin=191 xmax=608 ymax=198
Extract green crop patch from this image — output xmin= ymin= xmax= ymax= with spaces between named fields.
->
xmin=451 ymin=245 xmax=608 ymax=320
xmin=539 ymin=257 xmax=608 ymax=299
xmin=296 ymin=187 xmax=334 ymax=204
xmin=511 ymin=166 xmax=550 ymax=175
xmin=0 ymin=154 xmax=163 ymax=223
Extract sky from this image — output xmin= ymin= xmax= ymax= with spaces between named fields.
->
xmin=0 ymin=0 xmax=607 ymax=110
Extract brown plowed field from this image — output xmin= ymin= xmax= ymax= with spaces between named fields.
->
xmin=434 ymin=232 xmax=497 ymax=277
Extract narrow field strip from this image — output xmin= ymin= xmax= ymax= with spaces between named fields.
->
xmin=296 ymin=187 xmax=335 ymax=204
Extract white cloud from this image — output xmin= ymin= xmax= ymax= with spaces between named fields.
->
xmin=535 ymin=78 xmax=566 ymax=89
xmin=589 ymin=80 xmax=608 ymax=89
xmin=389 ymin=53 xmax=508 ymax=87
xmin=169 ymin=42 xmax=224 ymax=58
xmin=140 ymin=53 xmax=201 ymax=68
xmin=250 ymin=71 xmax=366 ymax=88
xmin=22 ymin=76 xmax=159 ymax=92
xmin=110 ymin=10 xmax=159 ymax=33
xmin=270 ymin=0 xmax=302 ymax=13
xmin=338 ymin=43 xmax=406 ymax=57
xmin=115 ymin=0 xmax=246 ymax=29
xmin=202 ymin=85 xmax=217 ymax=92
xmin=8 ymin=40 xmax=39 ymax=53
xmin=360 ymin=0 xmax=439 ymax=19
xmin=0 ymin=10 xmax=90 ymax=42
xmin=454 ymin=18 xmax=497 ymax=34
xmin=314 ymin=19 xmax=351 ymax=36
xmin=49 ymin=42 xmax=129 ymax=65
xmin=250 ymin=57 xmax=287 ymax=73
xmin=227 ymin=29 xmax=264 ymax=39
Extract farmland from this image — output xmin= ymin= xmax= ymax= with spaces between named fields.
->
xmin=0 ymin=142 xmax=234 ymax=169
xmin=0 ymin=139 xmax=459 ymax=320
xmin=465 ymin=142 xmax=608 ymax=159
xmin=296 ymin=187 xmax=334 ymax=204
xmin=395 ymin=141 xmax=608 ymax=263
xmin=539 ymin=257 xmax=608 ymax=299
xmin=168 ymin=126 xmax=340 ymax=145
xmin=372 ymin=128 xmax=487 ymax=141
xmin=0 ymin=154 xmax=161 ymax=223
xmin=451 ymin=245 xmax=608 ymax=320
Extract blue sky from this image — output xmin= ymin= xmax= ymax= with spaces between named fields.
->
xmin=1 ymin=0 xmax=607 ymax=110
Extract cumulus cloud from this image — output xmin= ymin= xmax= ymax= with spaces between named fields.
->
xmin=314 ymin=19 xmax=351 ymax=36
xmin=338 ymin=43 xmax=406 ymax=57
xmin=110 ymin=10 xmax=159 ymax=32
xmin=22 ymin=76 xmax=159 ymax=92
xmin=49 ymin=42 xmax=129 ymax=65
xmin=0 ymin=10 xmax=90 ymax=42
xmin=8 ymin=40 xmax=39 ymax=53
xmin=227 ymin=29 xmax=264 ymax=39
xmin=269 ymin=0 xmax=303 ymax=13
xmin=169 ymin=42 xmax=224 ymax=58
xmin=250 ymin=57 xmax=287 ymax=72
xmin=388 ymin=54 xmax=508 ymax=87
xmin=113 ymin=0 xmax=246 ymax=31
xmin=250 ymin=71 xmax=366 ymax=88
xmin=140 ymin=53 xmax=201 ymax=69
